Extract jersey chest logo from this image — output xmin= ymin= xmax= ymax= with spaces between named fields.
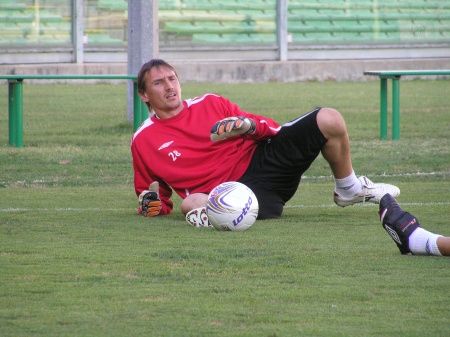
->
xmin=158 ymin=140 xmax=174 ymax=150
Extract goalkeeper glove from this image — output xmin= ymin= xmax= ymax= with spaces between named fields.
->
xmin=138 ymin=181 xmax=162 ymax=217
xmin=210 ymin=116 xmax=255 ymax=142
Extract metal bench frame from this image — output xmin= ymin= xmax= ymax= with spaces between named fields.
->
xmin=364 ymin=70 xmax=450 ymax=140
xmin=0 ymin=75 xmax=147 ymax=147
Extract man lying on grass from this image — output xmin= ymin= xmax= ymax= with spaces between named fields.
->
xmin=131 ymin=59 xmax=449 ymax=257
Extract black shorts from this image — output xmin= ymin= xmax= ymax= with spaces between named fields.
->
xmin=238 ymin=107 xmax=327 ymax=219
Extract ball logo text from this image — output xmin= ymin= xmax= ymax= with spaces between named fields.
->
xmin=232 ymin=196 xmax=253 ymax=227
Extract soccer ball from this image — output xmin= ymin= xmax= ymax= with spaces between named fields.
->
xmin=206 ymin=181 xmax=259 ymax=231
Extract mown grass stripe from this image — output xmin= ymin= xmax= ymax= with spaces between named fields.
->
xmin=2 ymin=201 xmax=449 ymax=213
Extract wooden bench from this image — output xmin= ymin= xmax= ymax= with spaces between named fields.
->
xmin=363 ymin=70 xmax=450 ymax=140
xmin=0 ymin=74 xmax=147 ymax=147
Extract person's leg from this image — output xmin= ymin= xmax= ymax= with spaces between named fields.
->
xmin=180 ymin=193 xmax=208 ymax=215
xmin=239 ymin=107 xmax=326 ymax=219
xmin=408 ymin=229 xmax=449 ymax=256
xmin=316 ymin=107 xmax=400 ymax=206
xmin=182 ymin=193 xmax=210 ymax=228
xmin=436 ymin=237 xmax=450 ymax=256
xmin=379 ymin=193 xmax=449 ymax=256
xmin=316 ymin=107 xmax=353 ymax=179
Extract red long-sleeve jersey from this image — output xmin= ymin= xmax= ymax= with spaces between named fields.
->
xmin=131 ymin=93 xmax=281 ymax=215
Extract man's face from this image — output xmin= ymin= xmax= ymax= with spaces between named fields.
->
xmin=140 ymin=66 xmax=183 ymax=118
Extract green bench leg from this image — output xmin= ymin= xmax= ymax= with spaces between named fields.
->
xmin=392 ymin=77 xmax=400 ymax=140
xmin=133 ymin=80 xmax=147 ymax=131
xmin=140 ymin=98 xmax=147 ymax=126
xmin=8 ymin=80 xmax=24 ymax=147
xmin=379 ymin=78 xmax=388 ymax=140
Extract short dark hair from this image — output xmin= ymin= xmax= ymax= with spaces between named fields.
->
xmin=137 ymin=59 xmax=178 ymax=94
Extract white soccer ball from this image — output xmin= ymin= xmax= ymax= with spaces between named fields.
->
xmin=206 ymin=181 xmax=259 ymax=231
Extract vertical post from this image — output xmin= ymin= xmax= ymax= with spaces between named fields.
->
xmin=127 ymin=0 xmax=159 ymax=123
xmin=8 ymin=80 xmax=24 ymax=147
xmin=379 ymin=77 xmax=388 ymax=140
xmin=276 ymin=0 xmax=288 ymax=61
xmin=8 ymin=81 xmax=15 ymax=145
xmin=73 ymin=0 xmax=84 ymax=64
xmin=392 ymin=76 xmax=400 ymax=140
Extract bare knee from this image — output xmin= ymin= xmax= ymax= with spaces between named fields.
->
xmin=316 ymin=107 xmax=348 ymax=139
xmin=180 ymin=193 xmax=208 ymax=215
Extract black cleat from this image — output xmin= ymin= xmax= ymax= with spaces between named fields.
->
xmin=379 ymin=193 xmax=420 ymax=254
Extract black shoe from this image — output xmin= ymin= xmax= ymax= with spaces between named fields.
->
xmin=379 ymin=194 xmax=420 ymax=254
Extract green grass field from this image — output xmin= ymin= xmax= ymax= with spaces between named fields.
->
xmin=0 ymin=80 xmax=449 ymax=337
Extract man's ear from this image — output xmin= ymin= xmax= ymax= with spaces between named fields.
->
xmin=139 ymin=92 xmax=149 ymax=103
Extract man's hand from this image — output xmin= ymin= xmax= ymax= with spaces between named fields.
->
xmin=138 ymin=181 xmax=162 ymax=217
xmin=185 ymin=207 xmax=212 ymax=228
xmin=210 ymin=116 xmax=255 ymax=142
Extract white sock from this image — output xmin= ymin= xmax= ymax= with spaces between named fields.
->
xmin=408 ymin=228 xmax=442 ymax=256
xmin=334 ymin=170 xmax=362 ymax=197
